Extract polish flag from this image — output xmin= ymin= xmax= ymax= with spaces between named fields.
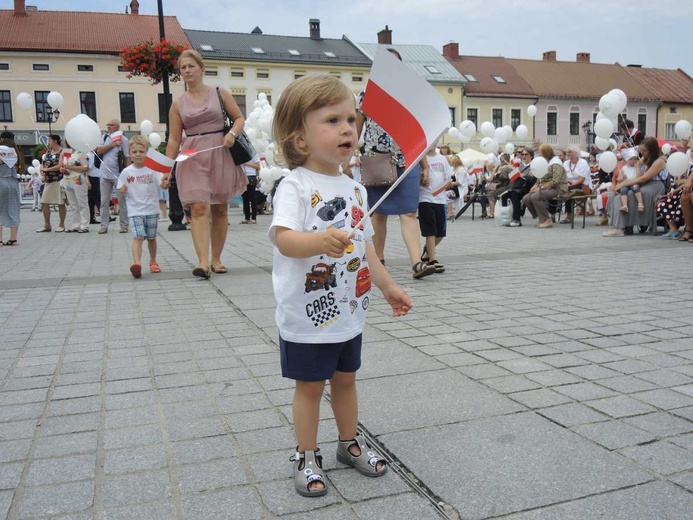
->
xmin=110 ymin=131 xmax=123 ymax=144
xmin=144 ymin=147 xmax=175 ymax=174
xmin=469 ymin=163 xmax=484 ymax=176
xmin=509 ymin=156 xmax=522 ymax=182
xmin=361 ymin=46 xmax=451 ymax=169
xmin=62 ymin=148 xmax=73 ymax=162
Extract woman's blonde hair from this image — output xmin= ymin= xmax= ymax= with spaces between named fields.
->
xmin=178 ymin=49 xmax=204 ymax=70
xmin=448 ymin=154 xmax=462 ymax=168
xmin=273 ymin=75 xmax=353 ymax=169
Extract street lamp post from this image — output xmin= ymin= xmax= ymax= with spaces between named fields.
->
xmin=46 ymin=107 xmax=60 ymax=135
xmin=157 ymin=0 xmax=186 ymax=231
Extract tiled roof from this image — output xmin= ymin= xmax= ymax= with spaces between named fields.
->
xmin=356 ymin=43 xmax=466 ymax=84
xmin=507 ymin=58 xmax=658 ymax=101
xmin=185 ymin=29 xmax=371 ymax=66
xmin=622 ymin=66 xmax=693 ymax=104
xmin=446 ymin=55 xmax=535 ymax=97
xmin=0 ymin=9 xmax=189 ymax=54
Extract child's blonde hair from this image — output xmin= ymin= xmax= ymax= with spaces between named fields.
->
xmin=448 ymin=154 xmax=462 ymax=168
xmin=128 ymin=134 xmax=148 ymax=151
xmin=273 ymin=75 xmax=354 ymax=169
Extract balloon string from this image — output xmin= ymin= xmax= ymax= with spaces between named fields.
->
xmin=87 ymin=146 xmax=119 ymax=180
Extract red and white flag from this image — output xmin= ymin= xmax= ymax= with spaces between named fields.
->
xmin=469 ymin=163 xmax=484 ymax=176
xmin=509 ymin=156 xmax=522 ymax=182
xmin=110 ymin=131 xmax=123 ymax=144
xmin=62 ymin=148 xmax=73 ymax=163
xmin=144 ymin=147 xmax=175 ymax=174
xmin=361 ymin=46 xmax=451 ymax=169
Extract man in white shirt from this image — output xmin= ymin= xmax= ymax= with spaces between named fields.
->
xmin=96 ymin=119 xmax=130 ymax=233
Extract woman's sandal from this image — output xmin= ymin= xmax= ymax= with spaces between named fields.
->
xmin=412 ymin=261 xmax=436 ymax=279
xmin=336 ymin=434 xmax=387 ymax=478
xmin=210 ymin=263 xmax=228 ymax=274
xmin=5 ymin=240 xmax=17 ymax=246
xmin=290 ymin=449 xmax=327 ymax=497
xmin=679 ymin=230 xmax=693 ymax=242
xmin=192 ymin=265 xmax=211 ymax=278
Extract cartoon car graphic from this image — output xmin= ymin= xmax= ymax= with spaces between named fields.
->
xmin=305 ymin=263 xmax=338 ymax=293
xmin=355 ymin=267 xmax=371 ymax=298
xmin=317 ymin=197 xmax=347 ymax=221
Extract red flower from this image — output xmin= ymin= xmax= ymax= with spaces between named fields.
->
xmin=119 ymin=39 xmax=187 ymax=85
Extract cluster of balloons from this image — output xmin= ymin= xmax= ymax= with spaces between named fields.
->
xmin=593 ymin=89 xmax=628 ymax=151
xmin=24 ymin=159 xmax=42 ymax=181
xmin=139 ymin=120 xmax=163 ymax=148
xmin=447 ymin=105 xmax=536 ymax=155
xmin=245 ymin=93 xmax=273 ymax=155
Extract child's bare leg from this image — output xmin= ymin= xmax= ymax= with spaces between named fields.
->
xmin=620 ymin=194 xmax=629 ymax=209
xmin=330 ymin=371 xmax=358 ymax=442
xmin=635 ymin=191 xmax=644 ymax=209
xmin=132 ymin=237 xmax=144 ymax=264
xmin=147 ymin=238 xmax=157 ymax=264
xmin=425 ymin=235 xmax=437 ymax=262
xmin=293 ymin=380 xmax=326 ymax=491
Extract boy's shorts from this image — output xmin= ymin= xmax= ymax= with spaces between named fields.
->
xmin=130 ymin=214 xmax=158 ymax=239
xmin=279 ymin=334 xmax=362 ymax=381
xmin=418 ymin=202 xmax=446 ymax=238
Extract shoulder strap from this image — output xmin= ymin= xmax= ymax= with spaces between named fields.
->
xmin=215 ymin=87 xmax=227 ymax=118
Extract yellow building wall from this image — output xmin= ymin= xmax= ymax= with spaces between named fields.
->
xmin=659 ymin=103 xmax=693 ymax=140
xmin=0 ymin=51 xmax=185 ymax=142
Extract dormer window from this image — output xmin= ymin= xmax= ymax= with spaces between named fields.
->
xmin=424 ymin=65 xmax=441 ymax=74
xmin=200 ymin=44 xmax=214 ymax=51
xmin=288 ymin=49 xmax=300 ymax=56
xmin=252 ymin=47 xmax=265 ymax=54
xmin=492 ymin=75 xmax=506 ymax=83
xmin=324 ymin=52 xmax=336 ymax=58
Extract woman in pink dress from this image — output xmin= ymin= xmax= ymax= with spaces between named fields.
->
xmin=164 ymin=50 xmax=247 ymax=277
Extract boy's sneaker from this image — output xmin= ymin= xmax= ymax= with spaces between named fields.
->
xmin=130 ymin=263 xmax=142 ymax=278
xmin=509 ymin=220 xmax=522 ymax=227
xmin=98 ymin=226 xmax=107 ymax=234
xmin=119 ymin=226 xmax=128 ymax=233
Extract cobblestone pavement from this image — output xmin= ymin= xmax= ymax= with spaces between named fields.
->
xmin=0 ymin=207 xmax=692 ymax=519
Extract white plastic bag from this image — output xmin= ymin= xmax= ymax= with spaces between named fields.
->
xmin=494 ymin=198 xmax=513 ymax=226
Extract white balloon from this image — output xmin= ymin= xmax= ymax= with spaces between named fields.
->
xmin=594 ymin=136 xmax=610 ymax=151
xmin=245 ymin=128 xmax=258 ymax=141
xmin=667 ymin=152 xmax=690 ymax=177
xmin=608 ymin=89 xmax=628 ymax=111
xmin=253 ymin=100 xmax=262 ymax=109
xmin=505 ymin=143 xmax=515 ymax=154
xmin=148 ymin=132 xmax=162 ymax=148
xmin=262 ymin=104 xmax=273 ymax=113
xmin=593 ymin=118 xmax=614 ymax=139
xmin=47 ymin=91 xmax=64 ymax=109
xmin=674 ymin=120 xmax=692 ymax=140
xmin=609 ymin=138 xmax=618 ymax=150
xmin=460 ymin=134 xmax=471 ymax=144
xmin=259 ymin=117 xmax=272 ymax=135
xmin=32 ymin=159 xmax=40 ymax=168
xmin=17 ymin=92 xmax=33 ymax=110
xmin=480 ymin=121 xmax=495 ymax=138
xmin=530 ymin=157 xmax=548 ymax=177
xmin=599 ymin=94 xmax=620 ymax=117
xmin=502 ymin=125 xmax=513 ymax=141
xmin=140 ymin=120 xmax=154 ymax=136
xmin=662 ymin=144 xmax=672 ymax=155
xmin=595 ymin=112 xmax=607 ymax=121
xmin=28 ymin=166 xmax=36 ymax=175
xmin=515 ymin=124 xmax=529 ymax=140
xmin=479 ymin=137 xmax=495 ymax=153
xmin=448 ymin=127 xmax=460 ymax=138
xmin=254 ymin=139 xmax=269 ymax=154
xmin=598 ymin=151 xmax=618 ymax=173
xmin=458 ymin=120 xmax=476 ymax=137
xmin=527 ymin=105 xmax=537 ymax=117
xmin=258 ymin=92 xmax=267 ymax=101
xmin=64 ymin=115 xmax=101 ymax=152
xmin=494 ymin=127 xmax=506 ymax=143
xmin=264 ymin=148 xmax=275 ymax=167
xmin=259 ymin=99 xmax=269 ymax=108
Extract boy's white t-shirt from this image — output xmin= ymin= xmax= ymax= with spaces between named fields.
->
xmin=117 ymin=165 xmax=163 ymax=217
xmin=269 ymin=167 xmax=374 ymax=344
xmin=420 ymin=153 xmax=453 ymax=204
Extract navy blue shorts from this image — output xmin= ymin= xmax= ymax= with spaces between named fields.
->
xmin=418 ymin=202 xmax=446 ymax=238
xmin=279 ymin=334 xmax=362 ymax=381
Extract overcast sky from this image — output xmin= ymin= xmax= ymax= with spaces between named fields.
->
xmin=41 ymin=0 xmax=693 ymax=73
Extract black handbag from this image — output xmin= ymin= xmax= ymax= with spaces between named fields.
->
xmin=216 ymin=87 xmax=256 ymax=165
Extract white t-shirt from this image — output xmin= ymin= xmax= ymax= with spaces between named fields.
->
xmin=420 ymin=153 xmax=453 ymax=204
xmin=620 ymin=164 xmax=638 ymax=181
xmin=242 ymin=154 xmax=260 ymax=177
xmin=269 ymin=167 xmax=374 ymax=343
xmin=117 ymin=165 xmax=163 ymax=217
xmin=563 ymin=158 xmax=591 ymax=187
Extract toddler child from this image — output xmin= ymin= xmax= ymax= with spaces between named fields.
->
xmin=617 ymin=148 xmax=644 ymax=212
xmin=117 ymin=135 xmax=163 ymax=278
xmin=269 ymin=75 xmax=412 ymax=497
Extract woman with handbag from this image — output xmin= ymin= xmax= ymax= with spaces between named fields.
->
xmin=356 ymin=49 xmax=434 ymax=279
xmin=164 ymin=50 xmax=247 ymax=277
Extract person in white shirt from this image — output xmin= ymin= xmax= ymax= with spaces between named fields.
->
xmin=418 ymin=148 xmax=453 ymax=274
xmin=117 ymin=136 xmax=163 ymax=278
xmin=270 ymin=75 xmax=412 ymax=498
xmin=562 ymin=145 xmax=591 ymax=224
xmin=241 ymin=154 xmax=260 ymax=223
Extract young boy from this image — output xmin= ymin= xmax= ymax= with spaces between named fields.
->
xmin=117 ymin=135 xmax=163 ymax=278
xmin=270 ymin=75 xmax=412 ymax=497
xmin=419 ymin=147 xmax=453 ymax=274
xmin=617 ymin=148 xmax=645 ymax=212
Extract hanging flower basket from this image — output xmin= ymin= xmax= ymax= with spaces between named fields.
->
xmin=119 ymin=39 xmax=188 ymax=85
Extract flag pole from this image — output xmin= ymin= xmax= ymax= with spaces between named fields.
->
xmin=347 ymin=130 xmax=444 ymax=239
